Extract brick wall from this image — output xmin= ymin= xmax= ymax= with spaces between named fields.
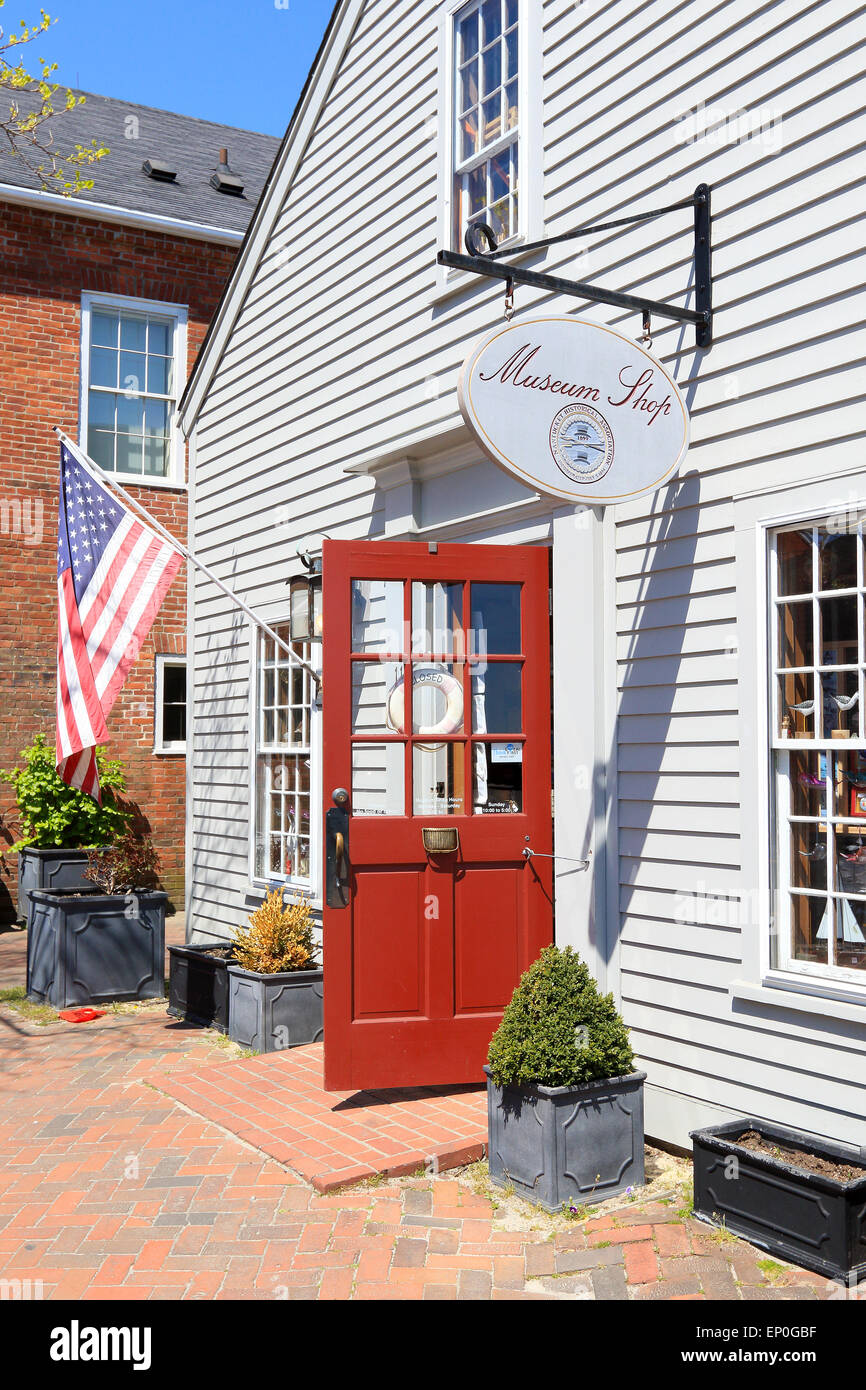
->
xmin=0 ymin=201 xmax=238 ymax=921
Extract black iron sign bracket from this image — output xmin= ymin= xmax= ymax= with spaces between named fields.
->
xmin=437 ymin=183 xmax=713 ymax=349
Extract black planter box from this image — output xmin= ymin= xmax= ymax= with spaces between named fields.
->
xmin=227 ymin=963 xmax=323 ymax=1053
xmin=27 ymin=888 xmax=166 ymax=1008
xmin=691 ymin=1118 xmax=866 ymax=1282
xmin=167 ymin=944 xmax=233 ymax=1032
xmin=17 ymin=847 xmax=102 ymax=926
xmin=485 ymin=1066 xmax=646 ymax=1212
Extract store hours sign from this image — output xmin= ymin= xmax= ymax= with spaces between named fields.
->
xmin=457 ymin=316 xmax=690 ymax=505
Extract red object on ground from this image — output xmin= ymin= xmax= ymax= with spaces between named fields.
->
xmin=58 ymin=1007 xmax=106 ymax=1023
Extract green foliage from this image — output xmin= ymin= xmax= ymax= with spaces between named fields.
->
xmin=0 ymin=4 xmax=108 ymax=193
xmin=1 ymin=733 xmax=131 ymax=850
xmin=487 ymin=945 xmax=635 ymax=1089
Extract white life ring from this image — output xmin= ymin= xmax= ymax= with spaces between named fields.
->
xmin=387 ymin=666 xmax=464 ymax=737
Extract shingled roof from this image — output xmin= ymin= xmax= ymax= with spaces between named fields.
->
xmin=0 ymin=88 xmax=281 ymax=235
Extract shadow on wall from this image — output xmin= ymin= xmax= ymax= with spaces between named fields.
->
xmin=598 ymin=466 xmax=703 ymax=967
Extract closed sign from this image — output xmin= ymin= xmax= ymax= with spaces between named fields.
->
xmin=457 ymin=316 xmax=690 ymax=505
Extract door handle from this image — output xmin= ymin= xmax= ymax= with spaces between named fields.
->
xmin=335 ymin=831 xmax=348 ymax=880
xmin=325 ymin=792 xmax=350 ymax=908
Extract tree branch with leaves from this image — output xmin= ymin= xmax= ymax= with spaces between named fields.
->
xmin=0 ymin=4 xmax=108 ymax=193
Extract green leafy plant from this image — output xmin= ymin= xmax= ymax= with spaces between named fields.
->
xmin=487 ymin=945 xmax=635 ymax=1089
xmin=1 ymin=733 xmax=131 ymax=850
xmin=0 ymin=4 xmax=108 ymax=193
xmin=83 ymin=829 xmax=159 ymax=894
xmin=230 ymin=888 xmax=317 ymax=975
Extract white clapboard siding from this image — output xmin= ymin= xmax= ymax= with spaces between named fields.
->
xmin=184 ymin=0 xmax=866 ymax=1145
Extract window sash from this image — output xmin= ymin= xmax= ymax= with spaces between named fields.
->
xmin=154 ymin=657 xmax=186 ymax=752
xmin=452 ymin=0 xmax=519 ymax=249
xmin=769 ymin=522 xmax=866 ymax=987
xmin=253 ymin=625 xmax=314 ymax=888
xmin=81 ymin=295 xmax=185 ymax=483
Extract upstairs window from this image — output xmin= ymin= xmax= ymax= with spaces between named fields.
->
xmin=771 ymin=521 xmax=866 ymax=985
xmin=453 ymin=0 xmax=519 ymax=249
xmin=80 ymin=293 xmax=187 ymax=484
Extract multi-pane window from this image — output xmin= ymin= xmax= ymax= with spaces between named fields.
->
xmin=85 ymin=305 xmax=179 ymax=479
xmin=453 ymin=0 xmax=519 ymax=249
xmin=254 ymin=624 xmax=314 ymax=886
xmin=771 ymin=523 xmax=866 ymax=983
xmin=349 ymin=578 xmax=524 ymax=818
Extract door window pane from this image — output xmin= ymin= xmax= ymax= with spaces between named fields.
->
xmin=470 ymin=582 xmax=521 ymax=655
xmin=351 ymin=579 xmax=404 ymax=654
xmin=352 ymin=743 xmax=405 ymax=816
xmin=412 ymin=663 xmax=465 ymax=736
xmin=413 ymin=744 xmax=465 ymax=816
xmin=352 ymin=660 xmax=403 ymax=735
xmin=473 ymin=741 xmax=522 ymax=813
xmin=472 ymin=662 xmax=521 ymax=733
xmin=411 ymin=581 xmax=463 ymax=655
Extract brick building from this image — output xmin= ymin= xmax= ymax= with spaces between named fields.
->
xmin=0 ymin=92 xmax=280 ymax=921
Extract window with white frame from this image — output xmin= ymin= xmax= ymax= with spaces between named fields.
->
xmin=254 ymin=624 xmax=314 ymax=887
xmin=452 ymin=0 xmax=519 ymax=249
xmin=154 ymin=656 xmax=187 ymax=753
xmin=770 ymin=520 xmax=866 ymax=985
xmin=81 ymin=294 xmax=186 ymax=482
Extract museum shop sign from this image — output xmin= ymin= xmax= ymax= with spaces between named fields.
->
xmin=458 ymin=316 xmax=690 ymax=506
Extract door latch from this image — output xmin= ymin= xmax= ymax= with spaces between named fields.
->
xmin=326 ymin=789 xmax=351 ymax=908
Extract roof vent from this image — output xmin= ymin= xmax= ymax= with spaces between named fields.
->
xmin=142 ymin=158 xmax=177 ymax=182
xmin=210 ymin=147 xmax=244 ymax=196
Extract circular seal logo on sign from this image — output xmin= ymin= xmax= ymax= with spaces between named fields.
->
xmin=549 ymin=403 xmax=615 ymax=484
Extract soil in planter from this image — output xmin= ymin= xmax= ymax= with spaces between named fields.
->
xmin=733 ymin=1129 xmax=866 ymax=1183
xmin=198 ymin=947 xmax=236 ymax=960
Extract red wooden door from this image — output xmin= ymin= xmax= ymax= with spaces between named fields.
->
xmin=322 ymin=539 xmax=552 ymax=1091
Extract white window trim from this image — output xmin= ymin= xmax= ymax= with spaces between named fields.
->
xmin=154 ymin=654 xmax=187 ymax=755
xmin=735 ymin=467 xmax=866 ymax=1011
xmin=79 ymin=290 xmax=188 ymax=490
xmin=432 ymin=0 xmax=543 ymax=304
xmin=247 ymin=618 xmax=323 ymax=906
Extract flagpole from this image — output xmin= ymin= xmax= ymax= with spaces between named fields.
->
xmin=54 ymin=427 xmax=321 ymax=691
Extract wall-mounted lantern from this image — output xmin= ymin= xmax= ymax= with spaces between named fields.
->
xmin=288 ymin=554 xmax=323 ymax=642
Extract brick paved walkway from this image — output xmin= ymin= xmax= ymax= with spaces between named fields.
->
xmin=151 ymin=1044 xmax=486 ymax=1191
xmin=0 ymin=958 xmax=842 ymax=1300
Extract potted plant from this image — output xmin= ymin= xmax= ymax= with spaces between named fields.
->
xmin=692 ymin=1118 xmax=866 ymax=1282
xmin=1 ymin=734 xmax=130 ymax=926
xmin=226 ymin=889 xmax=323 ymax=1053
xmin=26 ymin=829 xmax=166 ymax=1008
xmin=167 ymin=939 xmax=235 ymax=1033
xmin=485 ymin=945 xmax=646 ymax=1212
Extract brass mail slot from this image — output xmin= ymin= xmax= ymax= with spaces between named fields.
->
xmin=422 ymin=826 xmax=459 ymax=854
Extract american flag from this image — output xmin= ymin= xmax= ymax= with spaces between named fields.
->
xmin=56 ymin=442 xmax=182 ymax=799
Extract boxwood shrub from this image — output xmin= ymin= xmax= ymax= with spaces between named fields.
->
xmin=487 ymin=945 xmax=635 ymax=1089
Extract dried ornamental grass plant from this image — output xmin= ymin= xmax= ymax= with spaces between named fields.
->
xmin=231 ymin=889 xmax=316 ymax=975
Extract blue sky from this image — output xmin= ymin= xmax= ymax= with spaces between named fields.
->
xmin=22 ymin=0 xmax=337 ymax=135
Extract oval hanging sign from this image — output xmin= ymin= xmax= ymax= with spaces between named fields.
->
xmin=457 ymin=316 xmax=690 ymax=505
